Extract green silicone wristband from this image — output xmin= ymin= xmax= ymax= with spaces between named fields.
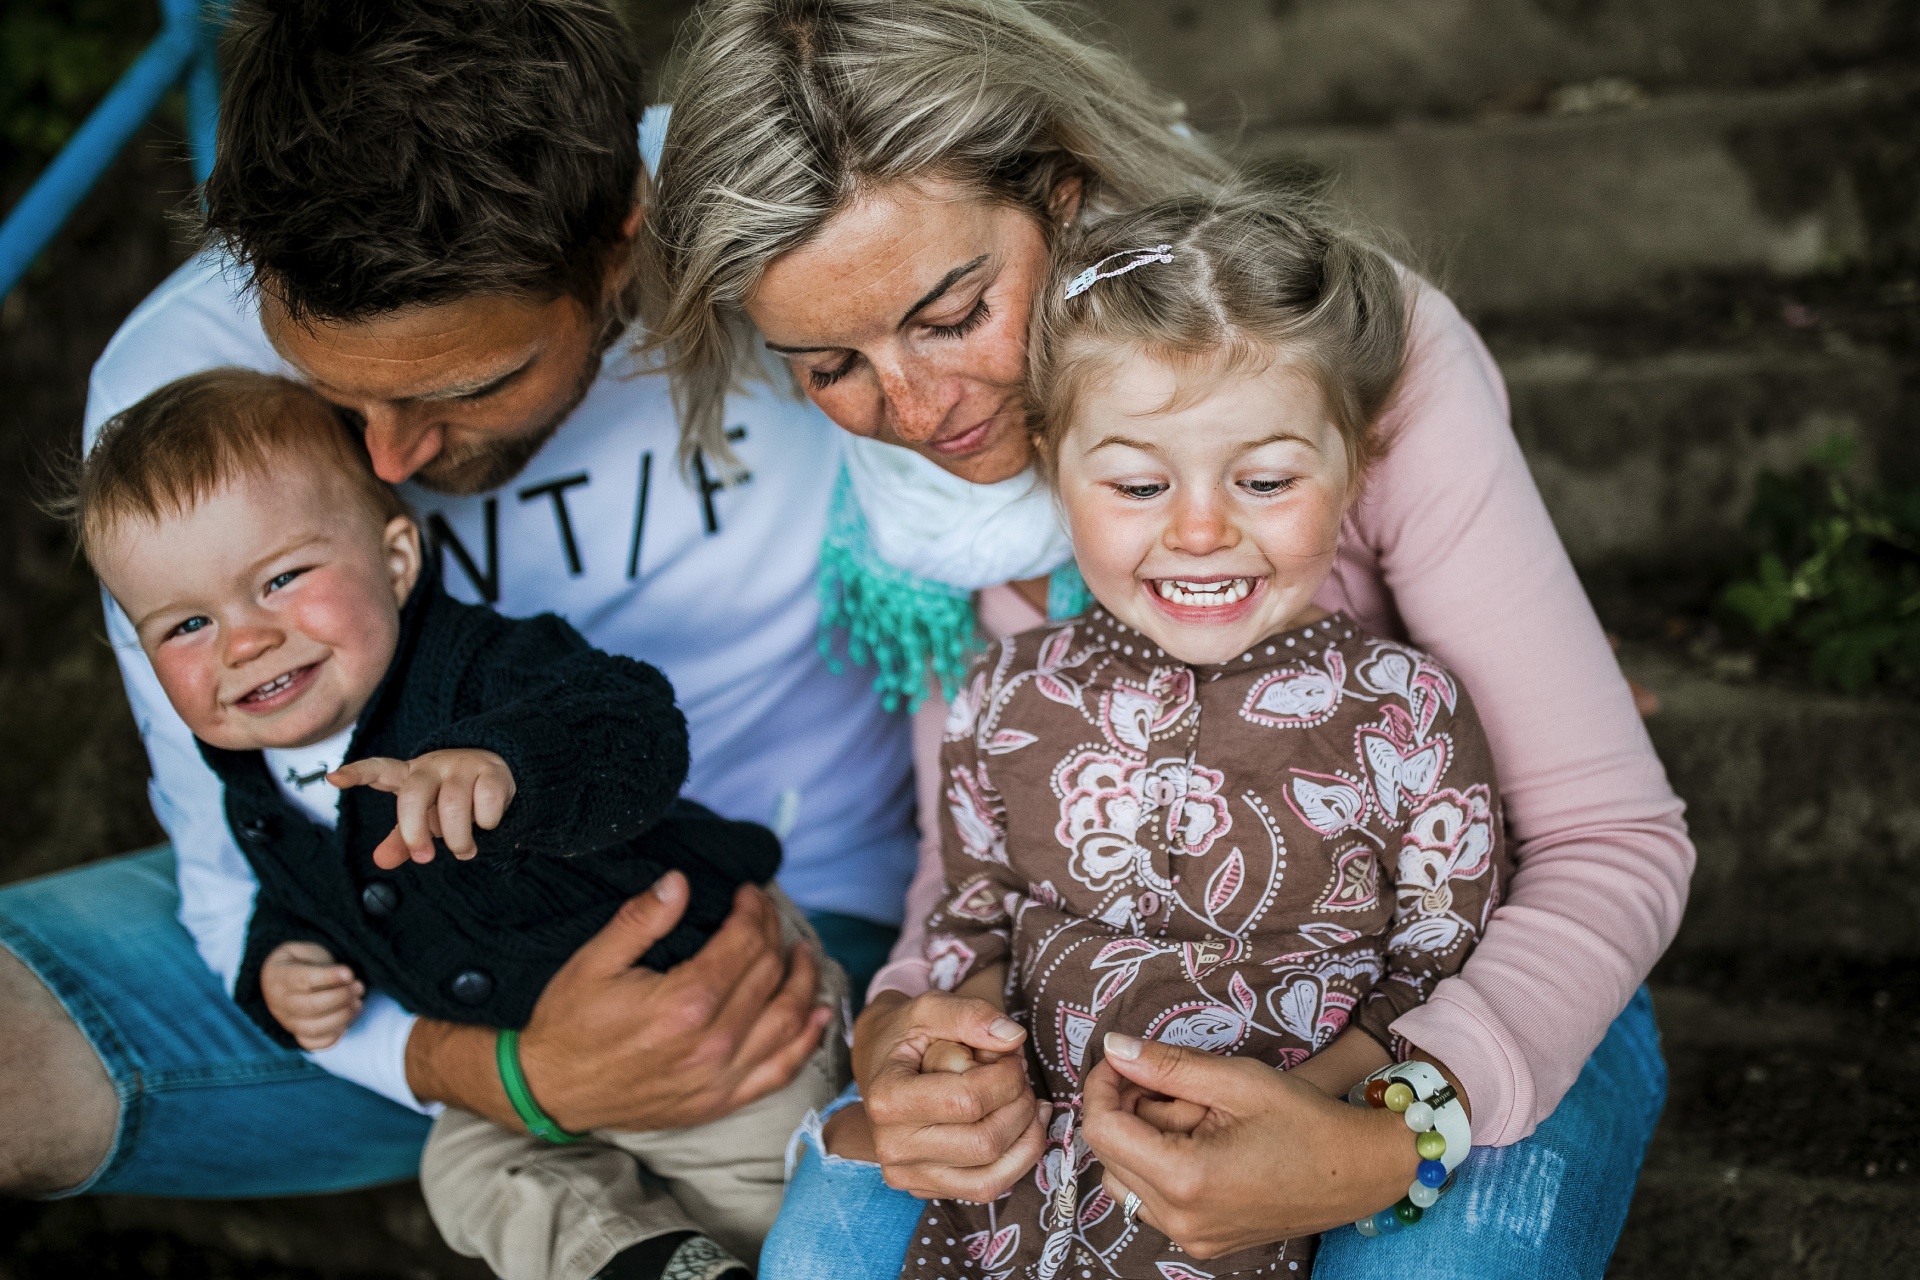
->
xmin=496 ymin=1028 xmax=582 ymax=1144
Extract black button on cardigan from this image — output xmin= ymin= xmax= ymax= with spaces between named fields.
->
xmin=360 ymin=880 xmax=399 ymax=918
xmin=449 ymin=969 xmax=494 ymax=1005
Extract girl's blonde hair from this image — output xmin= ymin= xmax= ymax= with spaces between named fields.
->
xmin=1029 ymin=188 xmax=1411 ymax=484
xmin=642 ymin=0 xmax=1233 ymax=468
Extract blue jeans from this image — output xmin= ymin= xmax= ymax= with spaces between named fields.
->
xmin=761 ymin=986 xmax=1667 ymax=1280
xmin=0 ymin=848 xmax=431 ymax=1197
xmin=0 ymin=847 xmax=895 ymax=1199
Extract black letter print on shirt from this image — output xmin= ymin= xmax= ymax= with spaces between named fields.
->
xmin=629 ymin=427 xmax=752 ymax=577
xmin=427 ymin=499 xmax=500 ymax=604
xmin=628 ymin=452 xmax=652 ymax=580
xmin=518 ymin=473 xmax=591 ymax=577
xmin=690 ymin=427 xmax=753 ymax=535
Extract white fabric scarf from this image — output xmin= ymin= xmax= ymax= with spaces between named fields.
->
xmin=842 ymin=435 xmax=1074 ymax=591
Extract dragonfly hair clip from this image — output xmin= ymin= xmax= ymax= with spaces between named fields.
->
xmin=1062 ymin=244 xmax=1175 ymax=300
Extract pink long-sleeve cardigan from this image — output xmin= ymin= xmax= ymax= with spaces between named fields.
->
xmin=868 ymin=281 xmax=1694 ymax=1148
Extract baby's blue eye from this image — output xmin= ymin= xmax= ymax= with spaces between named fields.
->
xmin=170 ymin=616 xmax=210 ymax=639
xmin=266 ymin=569 xmax=303 ymax=592
xmin=1115 ymin=483 xmax=1166 ymax=500
xmin=1244 ymin=477 xmax=1297 ymax=495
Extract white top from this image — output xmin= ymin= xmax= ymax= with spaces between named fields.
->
xmin=83 ymin=121 xmax=917 ymax=1110
xmin=263 ymin=724 xmax=355 ymax=829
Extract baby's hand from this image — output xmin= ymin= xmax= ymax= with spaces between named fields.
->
xmin=331 ymin=749 xmax=516 ymax=869
xmin=261 ymin=940 xmax=363 ymax=1051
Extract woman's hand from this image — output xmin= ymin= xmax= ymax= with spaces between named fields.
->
xmin=852 ymin=989 xmax=1049 ymax=1200
xmin=1082 ymin=1033 xmax=1420 ymax=1259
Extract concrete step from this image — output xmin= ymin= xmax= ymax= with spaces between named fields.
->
xmin=1498 ymin=339 xmax=1904 ymax=568
xmin=1 ymin=1184 xmax=484 ymax=1279
xmin=1620 ymin=645 xmax=1920 ymax=959
xmin=1644 ymin=982 xmax=1920 ymax=1179
xmin=1229 ymin=73 xmax=1917 ymax=311
xmin=1610 ymin=980 xmax=1920 ymax=1277
xmin=1612 ymin=1164 xmax=1920 ymax=1278
xmin=1091 ymin=0 xmax=1915 ymax=129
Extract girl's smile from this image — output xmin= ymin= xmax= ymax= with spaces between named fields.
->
xmin=1146 ymin=575 xmax=1266 ymax=626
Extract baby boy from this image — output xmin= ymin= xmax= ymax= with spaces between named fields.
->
xmin=69 ymin=368 xmax=844 ymax=1280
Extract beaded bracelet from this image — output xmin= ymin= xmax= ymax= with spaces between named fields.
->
xmin=1345 ymin=1061 xmax=1470 ymax=1237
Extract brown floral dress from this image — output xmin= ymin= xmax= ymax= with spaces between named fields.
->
xmin=904 ymin=609 xmax=1509 ymax=1280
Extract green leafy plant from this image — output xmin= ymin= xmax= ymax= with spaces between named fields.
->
xmin=1721 ymin=436 xmax=1920 ymax=692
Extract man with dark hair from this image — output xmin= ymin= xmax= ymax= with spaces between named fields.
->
xmin=207 ymin=0 xmax=648 ymax=496
xmin=0 ymin=3 xmax=917 ymax=1273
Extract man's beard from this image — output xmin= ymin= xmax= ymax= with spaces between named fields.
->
xmin=408 ymin=341 xmax=604 ymax=496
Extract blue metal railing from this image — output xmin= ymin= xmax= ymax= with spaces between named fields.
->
xmin=0 ymin=0 xmax=223 ymax=300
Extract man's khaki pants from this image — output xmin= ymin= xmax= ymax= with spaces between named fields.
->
xmin=421 ymin=890 xmax=849 ymax=1280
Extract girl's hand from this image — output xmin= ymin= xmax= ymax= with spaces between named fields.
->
xmin=852 ymin=989 xmax=1049 ymax=1200
xmin=261 ymin=940 xmax=364 ymax=1051
xmin=922 ymin=1038 xmax=984 ymax=1074
xmin=331 ymin=749 xmax=517 ymax=868
xmin=1082 ymin=1033 xmax=1422 ymax=1259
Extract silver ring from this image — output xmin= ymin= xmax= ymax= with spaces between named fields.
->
xmin=1122 ymin=1191 xmax=1142 ymax=1225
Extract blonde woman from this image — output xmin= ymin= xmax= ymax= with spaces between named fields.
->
xmin=647 ymin=3 xmax=1686 ymax=1277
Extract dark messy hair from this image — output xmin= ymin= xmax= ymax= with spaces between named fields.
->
xmin=203 ymin=0 xmax=646 ymax=323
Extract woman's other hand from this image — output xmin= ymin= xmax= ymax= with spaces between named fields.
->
xmin=852 ymin=989 xmax=1048 ymax=1200
xmin=1083 ymin=1032 xmax=1419 ymax=1259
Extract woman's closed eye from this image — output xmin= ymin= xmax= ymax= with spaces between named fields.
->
xmin=805 ymin=352 xmax=860 ymax=391
xmin=923 ymin=296 xmax=991 ymax=341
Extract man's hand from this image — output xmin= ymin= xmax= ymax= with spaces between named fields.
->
xmin=330 ymin=749 xmax=516 ymax=869
xmin=260 ymin=941 xmax=364 ymax=1051
xmin=405 ymin=870 xmax=831 ymax=1134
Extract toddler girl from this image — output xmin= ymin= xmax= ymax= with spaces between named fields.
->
xmin=901 ymin=191 xmax=1510 ymax=1278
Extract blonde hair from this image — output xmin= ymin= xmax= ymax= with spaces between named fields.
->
xmin=1029 ymin=188 xmax=1411 ymax=483
xmin=642 ymin=0 xmax=1233 ymax=468
xmin=65 ymin=368 xmax=410 ymax=565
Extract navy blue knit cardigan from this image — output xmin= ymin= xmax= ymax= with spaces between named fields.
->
xmin=200 ymin=573 xmax=780 ymax=1047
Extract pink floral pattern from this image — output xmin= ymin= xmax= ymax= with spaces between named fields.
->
xmin=907 ymin=612 xmax=1507 ymax=1280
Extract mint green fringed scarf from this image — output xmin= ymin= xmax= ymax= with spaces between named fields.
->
xmin=818 ymin=469 xmax=1091 ymax=711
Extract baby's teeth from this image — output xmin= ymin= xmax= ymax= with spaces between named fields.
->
xmin=249 ymin=671 xmax=295 ymax=700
